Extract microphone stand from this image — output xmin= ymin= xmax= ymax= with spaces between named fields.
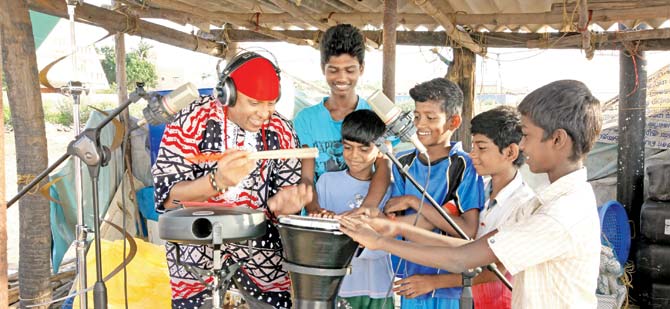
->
xmin=7 ymin=84 xmax=151 ymax=308
xmin=374 ymin=141 xmax=512 ymax=309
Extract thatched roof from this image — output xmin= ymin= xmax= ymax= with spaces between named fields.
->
xmin=28 ymin=0 xmax=670 ymax=58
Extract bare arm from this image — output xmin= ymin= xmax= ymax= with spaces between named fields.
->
xmin=424 ymin=263 xmax=508 ymax=289
xmin=339 ymin=215 xmax=498 ymax=273
xmin=301 ymin=157 xmax=321 ymax=213
xmin=395 ymin=220 xmax=471 ymax=247
xmin=163 ymin=176 xmax=222 ymax=209
xmin=377 ymin=233 xmax=498 ymax=273
xmin=162 ymin=150 xmax=254 ymax=209
xmin=360 ymin=155 xmax=391 ymax=209
xmin=420 ymin=208 xmax=480 ymax=239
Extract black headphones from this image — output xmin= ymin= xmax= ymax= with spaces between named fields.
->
xmin=216 ymin=51 xmax=282 ymax=106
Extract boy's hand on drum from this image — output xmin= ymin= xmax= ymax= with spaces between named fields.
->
xmin=215 ymin=150 xmax=256 ymax=188
xmin=268 ymin=184 xmax=313 ymax=215
xmin=340 ymin=207 xmax=382 ymax=218
xmin=384 ymin=195 xmax=420 ymax=213
xmin=393 ymin=275 xmax=437 ymax=298
xmin=338 ymin=216 xmax=382 ymax=250
xmin=308 ymin=208 xmax=337 ymax=219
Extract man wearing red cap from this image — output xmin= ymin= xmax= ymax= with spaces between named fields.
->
xmin=152 ymin=53 xmax=310 ymax=309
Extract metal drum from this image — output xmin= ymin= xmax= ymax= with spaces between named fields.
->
xmin=277 ymin=215 xmax=359 ymax=309
xmin=159 ymin=206 xmax=266 ymax=244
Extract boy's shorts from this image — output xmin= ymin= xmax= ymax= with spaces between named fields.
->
xmin=340 ymin=296 xmax=394 ymax=309
xmin=400 ymin=297 xmax=459 ymax=309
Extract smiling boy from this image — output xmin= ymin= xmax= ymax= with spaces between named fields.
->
xmin=340 ymin=80 xmax=603 ymax=308
xmin=293 ymin=24 xmax=391 ymax=215
xmin=383 ymin=78 xmax=484 ymax=308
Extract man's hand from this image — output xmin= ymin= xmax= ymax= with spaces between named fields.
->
xmin=267 ymin=183 xmax=313 ymax=215
xmin=215 ymin=150 xmax=256 ymax=188
xmin=384 ymin=195 xmax=420 ymax=214
xmin=338 ymin=216 xmax=383 ymax=250
xmin=393 ymin=275 xmax=437 ymax=298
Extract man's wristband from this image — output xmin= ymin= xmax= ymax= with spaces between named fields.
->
xmin=208 ymin=167 xmax=227 ymax=194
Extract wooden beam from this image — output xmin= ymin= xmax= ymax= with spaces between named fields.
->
xmin=551 ymin=0 xmax=670 ymax=12
xmin=28 ymin=0 xmax=227 ymax=57
xmin=527 ymin=28 xmax=670 ymax=49
xmin=197 ymin=6 xmax=670 ymax=30
xmin=390 ymin=0 xmax=482 ymax=54
xmin=339 ymin=0 xmax=372 ymax=12
xmin=122 ymin=1 xmax=315 ymax=47
xmin=383 ymin=0 xmax=397 ymax=102
xmin=454 ymin=5 xmax=670 ymax=26
xmin=268 ymin=0 xmax=332 ymax=31
xmin=212 ymin=28 xmax=670 ymax=51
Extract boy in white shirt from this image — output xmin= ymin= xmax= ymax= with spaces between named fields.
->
xmin=401 ymin=106 xmax=535 ymax=308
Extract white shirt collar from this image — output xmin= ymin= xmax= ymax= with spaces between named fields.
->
xmin=537 ymin=168 xmax=588 ymax=205
xmin=493 ymin=171 xmax=525 ymax=207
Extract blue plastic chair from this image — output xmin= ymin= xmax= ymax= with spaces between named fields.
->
xmin=598 ymin=200 xmax=631 ymax=266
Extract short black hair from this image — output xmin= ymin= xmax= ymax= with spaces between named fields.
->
xmin=471 ymin=106 xmax=525 ymax=167
xmin=320 ymin=24 xmax=365 ymax=67
xmin=342 ymin=110 xmax=385 ymax=146
xmin=409 ymin=78 xmax=463 ymax=116
xmin=518 ymin=80 xmax=602 ymax=161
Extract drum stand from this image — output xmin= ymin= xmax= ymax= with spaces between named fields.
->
xmin=374 ymin=141 xmax=512 ymax=309
xmin=8 ymin=85 xmax=154 ymax=308
xmin=172 ymin=223 xmax=246 ymax=309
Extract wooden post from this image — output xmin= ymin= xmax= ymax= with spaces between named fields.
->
xmin=618 ymin=45 xmax=646 ymax=248
xmin=0 ymin=0 xmax=52 ymax=307
xmin=447 ymin=48 xmax=476 ymax=152
xmin=0 ymin=31 xmax=7 ymax=309
xmin=382 ymin=0 xmax=397 ymax=101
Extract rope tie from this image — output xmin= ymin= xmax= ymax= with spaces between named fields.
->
xmin=193 ymin=34 xmax=200 ymax=52
xmin=114 ymin=6 xmax=139 ymax=35
xmin=17 ymin=174 xmax=40 ymax=194
xmin=254 ymin=12 xmax=261 ymax=31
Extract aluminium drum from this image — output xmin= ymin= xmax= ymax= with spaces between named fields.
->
xmin=277 ymin=215 xmax=358 ymax=309
xmin=159 ymin=206 xmax=266 ymax=245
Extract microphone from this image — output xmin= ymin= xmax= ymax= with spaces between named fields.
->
xmin=367 ymin=89 xmax=428 ymax=154
xmin=137 ymin=82 xmax=199 ymax=127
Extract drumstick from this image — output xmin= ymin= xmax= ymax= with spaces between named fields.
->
xmin=185 ymin=148 xmax=318 ymax=163
xmin=248 ymin=148 xmax=318 ymax=160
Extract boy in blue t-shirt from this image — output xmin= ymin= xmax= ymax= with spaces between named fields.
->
xmin=315 ymin=109 xmax=394 ymax=308
xmin=383 ymin=78 xmax=484 ymax=309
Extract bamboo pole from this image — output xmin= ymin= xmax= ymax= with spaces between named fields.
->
xmin=578 ymin=0 xmax=593 ymax=59
xmin=0 ymin=28 xmax=7 ymax=309
xmin=382 ymin=0 xmax=397 ymax=102
xmin=0 ymin=0 xmax=52 ymax=307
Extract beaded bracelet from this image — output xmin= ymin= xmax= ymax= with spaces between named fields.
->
xmin=208 ymin=167 xmax=227 ymax=194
